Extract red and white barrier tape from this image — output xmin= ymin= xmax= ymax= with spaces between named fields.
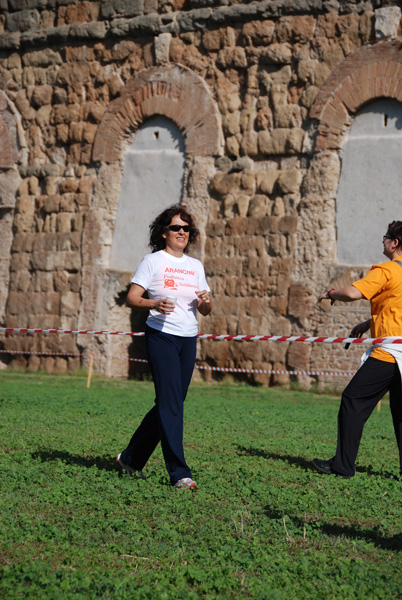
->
xmin=0 ymin=327 xmax=145 ymax=337
xmin=196 ymin=366 xmax=354 ymax=377
xmin=1 ymin=327 xmax=402 ymax=345
xmin=0 ymin=349 xmax=80 ymax=358
xmin=125 ymin=356 xmax=354 ymax=377
xmin=0 ymin=348 xmax=354 ymax=378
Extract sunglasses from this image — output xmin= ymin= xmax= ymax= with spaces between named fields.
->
xmin=383 ymin=235 xmax=393 ymax=241
xmin=167 ymin=224 xmax=190 ymax=232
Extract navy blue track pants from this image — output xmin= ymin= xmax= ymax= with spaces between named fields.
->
xmin=331 ymin=357 xmax=402 ymax=477
xmin=121 ymin=325 xmax=197 ymax=484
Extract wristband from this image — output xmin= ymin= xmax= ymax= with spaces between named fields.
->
xmin=327 ymin=288 xmax=335 ymax=299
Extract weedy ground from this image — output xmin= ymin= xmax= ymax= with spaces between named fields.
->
xmin=0 ymin=371 xmax=401 ymax=599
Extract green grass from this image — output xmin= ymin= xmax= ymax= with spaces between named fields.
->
xmin=0 ymin=371 xmax=401 ymax=599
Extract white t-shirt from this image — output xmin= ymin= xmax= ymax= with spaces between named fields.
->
xmin=132 ymin=250 xmax=210 ymax=337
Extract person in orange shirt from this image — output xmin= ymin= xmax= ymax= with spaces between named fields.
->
xmin=313 ymin=220 xmax=402 ymax=478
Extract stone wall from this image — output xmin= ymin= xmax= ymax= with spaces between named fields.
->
xmin=0 ymin=0 xmax=401 ymax=383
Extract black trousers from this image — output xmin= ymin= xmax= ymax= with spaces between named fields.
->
xmin=121 ymin=326 xmax=197 ymax=484
xmin=331 ymin=357 xmax=402 ymax=477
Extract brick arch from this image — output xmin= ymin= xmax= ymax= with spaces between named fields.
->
xmin=310 ymin=38 xmax=402 ymax=152
xmin=93 ymin=64 xmax=224 ymax=162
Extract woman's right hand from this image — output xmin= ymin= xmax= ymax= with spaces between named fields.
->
xmin=155 ymin=299 xmax=175 ymax=315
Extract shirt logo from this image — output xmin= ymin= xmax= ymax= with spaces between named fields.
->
xmin=164 ymin=278 xmax=177 ymax=290
xmin=165 ymin=267 xmax=195 ymax=276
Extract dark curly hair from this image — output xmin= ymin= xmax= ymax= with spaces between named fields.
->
xmin=149 ymin=204 xmax=199 ymax=253
xmin=386 ymin=221 xmax=402 ymax=248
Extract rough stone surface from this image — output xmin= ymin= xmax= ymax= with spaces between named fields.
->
xmin=375 ymin=6 xmax=401 ymax=39
xmin=154 ymin=32 xmax=172 ymax=64
xmin=0 ymin=0 xmax=397 ymax=384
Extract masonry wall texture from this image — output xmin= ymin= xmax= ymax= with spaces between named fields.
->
xmin=0 ymin=0 xmax=401 ymax=385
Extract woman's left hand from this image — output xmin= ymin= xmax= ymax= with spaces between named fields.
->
xmin=196 ymin=290 xmax=212 ymax=316
xmin=196 ymin=290 xmax=210 ymax=303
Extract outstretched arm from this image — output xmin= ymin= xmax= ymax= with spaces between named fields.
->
xmin=318 ymin=285 xmax=363 ymax=305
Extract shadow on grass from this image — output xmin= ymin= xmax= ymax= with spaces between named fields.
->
xmin=236 ymin=445 xmax=398 ymax=479
xmin=265 ymin=506 xmax=402 ymax=551
xmin=31 ymin=450 xmax=171 ymax=485
xmin=31 ymin=449 xmax=118 ymax=473
xmin=236 ymin=445 xmax=311 ymax=472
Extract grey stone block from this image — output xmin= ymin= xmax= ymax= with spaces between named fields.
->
xmin=6 ymin=9 xmax=40 ymax=33
xmin=9 ymin=0 xmax=47 ymax=8
xmin=375 ymin=6 xmax=402 ymax=39
xmin=45 ymin=25 xmax=71 ymax=45
xmin=21 ymin=47 xmax=62 ymax=66
xmin=126 ymin=14 xmax=161 ymax=35
xmin=0 ymin=33 xmax=21 ymax=51
xmin=215 ymin=156 xmax=232 ymax=172
xmin=68 ymin=21 xmax=108 ymax=40
xmin=101 ymin=0 xmax=144 ymax=19
xmin=178 ymin=8 xmax=211 ymax=31
xmin=19 ymin=165 xmax=60 ymax=178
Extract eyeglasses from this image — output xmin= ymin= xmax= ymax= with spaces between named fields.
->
xmin=383 ymin=235 xmax=393 ymax=241
xmin=167 ymin=225 xmax=190 ymax=232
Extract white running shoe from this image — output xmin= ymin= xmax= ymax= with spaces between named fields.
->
xmin=174 ymin=477 xmax=197 ymax=489
xmin=116 ymin=453 xmax=145 ymax=479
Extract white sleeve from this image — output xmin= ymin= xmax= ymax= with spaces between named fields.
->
xmin=131 ymin=255 xmax=155 ymax=291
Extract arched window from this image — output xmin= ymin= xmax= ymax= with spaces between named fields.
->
xmin=336 ymin=99 xmax=402 ymax=265
xmin=81 ymin=65 xmax=223 ymax=375
xmin=110 ymin=116 xmax=186 ymax=272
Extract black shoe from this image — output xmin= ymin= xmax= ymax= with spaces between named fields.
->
xmin=312 ymin=458 xmax=354 ymax=479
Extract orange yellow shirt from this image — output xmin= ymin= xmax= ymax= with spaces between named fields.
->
xmin=352 ymin=258 xmax=402 ymax=363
